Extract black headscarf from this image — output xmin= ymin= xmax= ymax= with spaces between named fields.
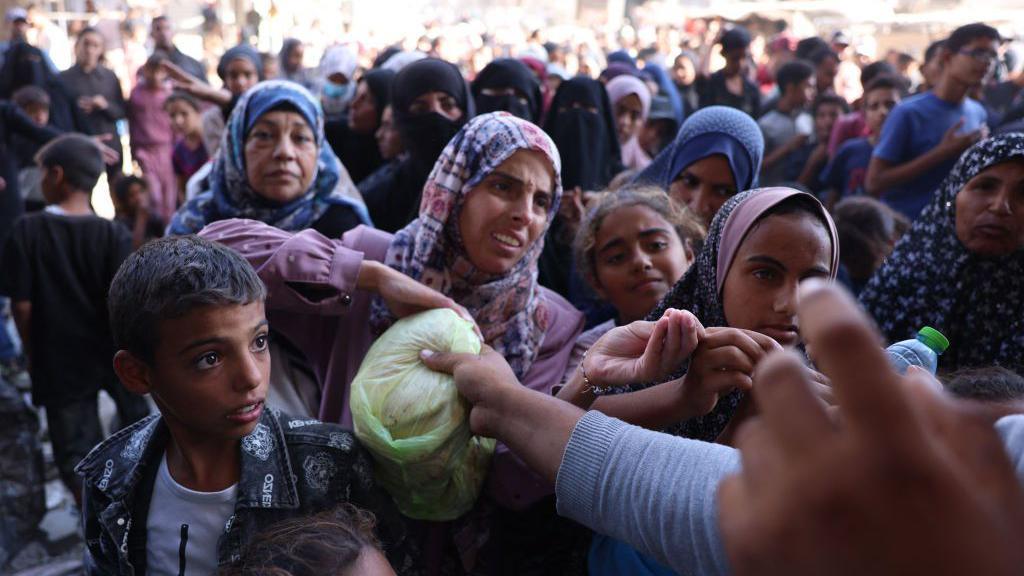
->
xmin=860 ymin=134 xmax=1024 ymax=373
xmin=217 ymin=44 xmax=263 ymax=81
xmin=471 ymin=58 xmax=542 ymax=122
xmin=542 ymin=76 xmax=621 ymax=191
xmin=0 ymin=42 xmax=82 ymax=132
xmin=362 ymin=58 xmax=473 ymax=232
xmin=326 ymin=68 xmax=395 ymax=184
xmin=538 ymin=77 xmax=622 ymax=299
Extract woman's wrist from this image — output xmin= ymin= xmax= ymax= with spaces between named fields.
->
xmin=356 ymin=260 xmax=382 ymax=291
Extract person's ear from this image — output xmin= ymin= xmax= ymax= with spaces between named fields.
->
xmin=113 ymin=350 xmax=155 ymax=396
xmin=49 ymin=165 xmax=64 ymax=188
xmin=683 ymin=238 xmax=696 ymax=266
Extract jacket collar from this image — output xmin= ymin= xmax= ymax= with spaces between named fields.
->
xmin=76 ymin=409 xmax=299 ymax=509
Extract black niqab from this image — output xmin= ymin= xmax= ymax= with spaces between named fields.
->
xmin=471 ymin=58 xmax=542 ymax=122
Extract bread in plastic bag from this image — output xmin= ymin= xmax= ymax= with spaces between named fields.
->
xmin=349 ymin=308 xmax=495 ymax=520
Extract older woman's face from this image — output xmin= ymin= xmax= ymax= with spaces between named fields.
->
xmin=244 ymin=110 xmax=318 ymax=204
xmin=955 ymin=158 xmax=1024 ymax=257
xmin=458 ymin=149 xmax=555 ymax=275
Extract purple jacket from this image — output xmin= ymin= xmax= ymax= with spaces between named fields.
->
xmin=200 ymin=219 xmax=584 ymax=510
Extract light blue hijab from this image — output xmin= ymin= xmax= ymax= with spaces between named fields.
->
xmin=631 ymin=105 xmax=764 ymax=193
xmin=168 ymin=80 xmax=371 ymax=235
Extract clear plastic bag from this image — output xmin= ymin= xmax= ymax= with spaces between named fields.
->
xmin=349 ymin=308 xmax=495 ymax=520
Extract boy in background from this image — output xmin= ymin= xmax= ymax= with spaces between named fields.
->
xmin=758 ymin=59 xmax=816 ymax=185
xmin=822 ymin=76 xmax=903 ymax=207
xmin=129 ymin=52 xmax=176 ymax=221
xmin=11 ymin=85 xmax=51 ymax=211
xmin=0 ymin=134 xmax=149 ymax=505
xmin=112 ymin=175 xmax=164 ymax=248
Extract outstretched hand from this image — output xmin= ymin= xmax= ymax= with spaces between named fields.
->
xmin=718 ymin=281 xmax=1024 ymax=576
xmin=584 ymin=308 xmax=704 ymax=389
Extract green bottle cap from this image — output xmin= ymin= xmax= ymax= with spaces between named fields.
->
xmin=917 ymin=327 xmax=949 ymax=355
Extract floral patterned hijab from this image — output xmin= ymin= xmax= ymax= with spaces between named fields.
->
xmin=369 ymin=112 xmax=563 ymax=379
xmin=860 ymin=134 xmax=1024 ymax=373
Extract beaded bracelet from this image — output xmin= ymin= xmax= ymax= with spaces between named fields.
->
xmin=580 ymin=349 xmax=613 ymax=395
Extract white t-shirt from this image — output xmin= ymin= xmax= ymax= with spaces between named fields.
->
xmin=146 ymin=454 xmax=238 ymax=576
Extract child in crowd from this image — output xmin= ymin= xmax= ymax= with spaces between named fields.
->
xmin=164 ymin=91 xmax=209 ymax=204
xmin=794 ymin=93 xmax=849 ymax=191
xmin=129 ymin=53 xmax=177 ymax=222
xmin=568 ymin=186 xmax=705 ymax=372
xmin=0 ymin=135 xmax=149 ymax=506
xmin=943 ymin=366 xmax=1024 ymax=404
xmin=77 ymin=235 xmax=412 ymax=575
xmin=113 ymin=175 xmax=165 ymax=248
xmin=217 ymin=504 xmax=395 ymax=576
xmin=832 ymin=196 xmax=908 ymax=295
xmin=11 ymin=86 xmax=51 ymax=211
xmin=821 ymin=76 xmax=902 ymax=207
xmin=758 ymin=59 xmax=816 ymax=185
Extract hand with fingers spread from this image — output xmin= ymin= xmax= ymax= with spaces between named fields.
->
xmin=718 ymin=281 xmax=1024 ymax=576
xmin=161 ymin=60 xmax=231 ymax=105
xmin=582 ymin=308 xmax=704 ymax=389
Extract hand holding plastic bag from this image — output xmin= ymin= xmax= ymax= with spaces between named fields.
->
xmin=350 ymin=308 xmax=495 ymax=520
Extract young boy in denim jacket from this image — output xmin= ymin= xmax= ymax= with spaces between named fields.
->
xmin=76 ymin=236 xmax=414 ymax=575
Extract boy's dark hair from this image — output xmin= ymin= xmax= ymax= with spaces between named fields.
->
xmin=795 ymin=37 xmax=829 ymax=61
xmin=924 ymin=39 xmax=946 ymax=63
xmin=77 ymin=26 xmax=102 ymax=44
xmin=943 ymin=366 xmax=1024 ymax=403
xmin=812 ymin=93 xmax=850 ymax=116
xmin=164 ymin=90 xmax=201 ymax=112
xmin=108 ymin=235 xmax=266 ymax=363
xmin=776 ymin=60 xmax=815 ymax=91
xmin=34 ymin=134 xmax=105 ymax=192
xmin=809 ymin=47 xmax=840 ymax=66
xmin=113 ymin=174 xmax=147 ymax=205
xmin=720 ymin=27 xmax=752 ymax=52
xmin=860 ymin=61 xmax=896 ymax=88
xmin=145 ymin=51 xmax=167 ymax=70
xmin=217 ymin=504 xmax=381 ymax=576
xmin=863 ymin=75 xmax=900 ymax=96
xmin=832 ymin=196 xmax=907 ymax=281
xmin=945 ymin=23 xmax=1001 ymax=55
xmin=12 ymin=85 xmax=50 ymax=110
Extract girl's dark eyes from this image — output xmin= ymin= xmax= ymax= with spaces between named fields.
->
xmin=680 ymin=174 xmax=699 ymax=187
xmin=647 ymin=240 xmax=669 ymax=251
xmin=196 ymin=352 xmax=220 ymax=370
xmin=534 ymin=194 xmax=551 ymax=209
xmin=753 ymin=268 xmax=777 ymax=281
xmin=714 ymin=186 xmax=737 ymax=198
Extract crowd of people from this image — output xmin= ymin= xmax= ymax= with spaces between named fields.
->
xmin=0 ymin=4 xmax=1023 ymax=575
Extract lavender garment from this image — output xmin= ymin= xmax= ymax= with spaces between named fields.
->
xmin=199 ymin=219 xmax=583 ymax=509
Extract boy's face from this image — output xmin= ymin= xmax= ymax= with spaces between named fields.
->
xmin=946 ymin=37 xmax=998 ymax=87
xmin=143 ymin=65 xmax=166 ymax=87
xmin=789 ymin=77 xmax=814 ymax=107
xmin=814 ymin=102 xmax=843 ymax=141
xmin=864 ymin=87 xmax=900 ymax=136
xmin=166 ymin=99 xmax=199 ymax=136
xmin=25 ymin=103 xmax=49 ymax=126
xmin=145 ymin=302 xmax=270 ymax=443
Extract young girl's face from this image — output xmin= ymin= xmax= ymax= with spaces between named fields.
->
xmin=166 ymin=99 xmax=200 ymax=136
xmin=669 ymin=154 xmax=737 ymax=226
xmin=593 ymin=204 xmax=693 ymax=323
xmin=721 ymin=211 xmax=832 ymax=346
xmin=225 ymin=58 xmax=260 ymax=96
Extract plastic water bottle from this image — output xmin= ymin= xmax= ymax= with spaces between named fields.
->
xmin=886 ymin=327 xmax=949 ymax=375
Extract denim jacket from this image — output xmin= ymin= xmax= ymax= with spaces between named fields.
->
xmin=75 ymin=407 xmax=419 ymax=575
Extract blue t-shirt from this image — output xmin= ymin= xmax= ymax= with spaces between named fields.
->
xmin=821 ymin=137 xmax=873 ymax=199
xmin=872 ymin=91 xmax=987 ymax=219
